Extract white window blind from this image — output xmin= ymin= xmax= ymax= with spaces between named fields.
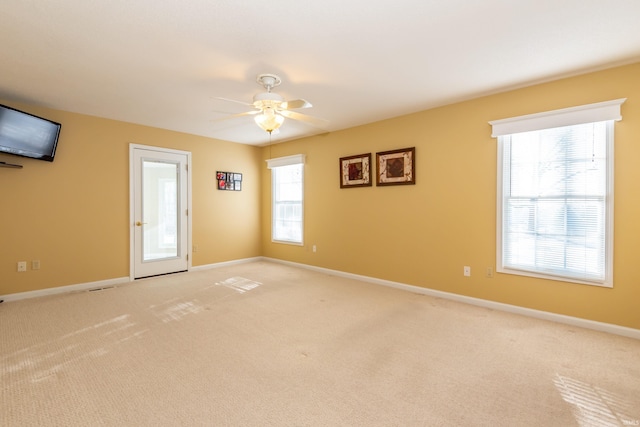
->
xmin=267 ymin=155 xmax=304 ymax=244
xmin=491 ymin=99 xmax=625 ymax=287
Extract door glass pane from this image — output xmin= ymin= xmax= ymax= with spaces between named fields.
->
xmin=143 ymin=160 xmax=178 ymax=261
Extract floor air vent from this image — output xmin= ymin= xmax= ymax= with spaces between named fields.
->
xmin=88 ymin=286 xmax=115 ymax=292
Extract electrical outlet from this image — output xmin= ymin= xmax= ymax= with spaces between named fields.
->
xmin=17 ymin=261 xmax=27 ymax=272
xmin=486 ymin=267 xmax=494 ymax=278
xmin=192 ymin=245 xmax=198 ymax=253
xmin=32 ymin=260 xmax=41 ymax=270
xmin=312 ymin=245 xmax=317 ymax=253
xmin=464 ymin=266 xmax=471 ymax=277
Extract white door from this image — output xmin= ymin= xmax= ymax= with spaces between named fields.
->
xmin=130 ymin=144 xmax=191 ymax=279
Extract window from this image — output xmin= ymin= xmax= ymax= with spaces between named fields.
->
xmin=490 ymin=99 xmax=625 ymax=287
xmin=266 ymin=154 xmax=305 ymax=244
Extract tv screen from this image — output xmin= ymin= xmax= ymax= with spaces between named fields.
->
xmin=0 ymin=104 xmax=61 ymax=162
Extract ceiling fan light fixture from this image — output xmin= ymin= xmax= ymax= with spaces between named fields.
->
xmin=254 ymin=107 xmax=284 ymax=133
xmin=214 ymin=73 xmax=326 ymax=137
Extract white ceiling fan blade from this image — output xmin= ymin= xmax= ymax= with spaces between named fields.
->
xmin=281 ymin=99 xmax=312 ymax=110
xmin=213 ymin=96 xmax=255 ymax=107
xmin=279 ymin=109 xmax=328 ymax=129
xmin=211 ymin=110 xmax=260 ymax=122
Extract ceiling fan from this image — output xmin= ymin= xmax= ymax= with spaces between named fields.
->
xmin=214 ymin=73 xmax=328 ymax=134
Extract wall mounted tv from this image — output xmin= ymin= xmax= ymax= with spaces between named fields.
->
xmin=0 ymin=104 xmax=61 ymax=162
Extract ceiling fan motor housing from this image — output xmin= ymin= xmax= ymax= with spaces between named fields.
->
xmin=253 ymin=91 xmax=284 ymax=108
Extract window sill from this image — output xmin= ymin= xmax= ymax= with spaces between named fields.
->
xmin=497 ymin=266 xmax=612 ymax=288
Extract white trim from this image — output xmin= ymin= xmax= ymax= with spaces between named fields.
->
xmin=189 ymin=257 xmax=263 ymax=272
xmin=129 ymin=143 xmax=192 ymax=280
xmin=0 ymin=257 xmax=640 ymax=340
xmin=2 ymin=257 xmax=637 ymax=340
xmin=263 ymin=257 xmax=640 ymax=341
xmin=0 ymin=277 xmax=130 ymax=302
xmin=270 ymin=160 xmax=304 ymax=245
xmin=270 ymin=239 xmax=304 ymax=246
xmin=266 ymin=154 xmax=305 ymax=169
xmin=495 ymin=120 xmax=615 ymax=286
xmin=489 ymin=98 xmax=626 ymax=137
xmin=605 ymin=121 xmax=615 ymax=286
xmin=0 ymin=258 xmax=261 ymax=302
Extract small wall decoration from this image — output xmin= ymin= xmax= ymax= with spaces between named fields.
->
xmin=375 ymin=147 xmax=415 ymax=186
xmin=339 ymin=153 xmax=372 ymax=188
xmin=216 ymin=171 xmax=243 ymax=191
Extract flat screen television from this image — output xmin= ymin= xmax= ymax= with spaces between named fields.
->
xmin=0 ymin=104 xmax=61 ymax=162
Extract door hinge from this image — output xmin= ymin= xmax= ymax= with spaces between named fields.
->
xmin=186 ymin=254 xmax=189 ymax=261
xmin=185 ymin=209 xmax=189 ymax=216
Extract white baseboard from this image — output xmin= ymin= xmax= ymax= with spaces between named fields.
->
xmin=4 ymin=257 xmax=638 ymax=341
xmin=1 ymin=257 xmax=266 ymax=303
xmin=263 ymin=257 xmax=640 ymax=341
xmin=1 ymin=277 xmax=131 ymax=302
xmin=1 ymin=257 xmax=263 ymax=302
xmin=190 ymin=257 xmax=263 ymax=272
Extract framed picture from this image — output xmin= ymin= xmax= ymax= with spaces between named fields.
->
xmin=339 ymin=153 xmax=372 ymax=188
xmin=375 ymin=147 xmax=415 ymax=186
xmin=217 ymin=171 xmax=242 ymax=191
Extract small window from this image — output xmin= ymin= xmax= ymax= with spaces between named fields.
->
xmin=267 ymin=155 xmax=304 ymax=244
xmin=490 ymin=99 xmax=625 ymax=287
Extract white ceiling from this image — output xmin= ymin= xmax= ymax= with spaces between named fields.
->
xmin=2 ymin=1 xmax=640 ymax=145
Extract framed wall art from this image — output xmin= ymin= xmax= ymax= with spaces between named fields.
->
xmin=375 ymin=147 xmax=415 ymax=186
xmin=340 ymin=153 xmax=372 ymax=188
xmin=216 ymin=171 xmax=243 ymax=191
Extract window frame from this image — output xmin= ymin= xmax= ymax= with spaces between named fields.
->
xmin=490 ymin=99 xmax=625 ymax=287
xmin=266 ymin=154 xmax=305 ymax=245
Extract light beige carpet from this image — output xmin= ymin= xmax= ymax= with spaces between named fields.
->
xmin=1 ymin=261 xmax=639 ymax=426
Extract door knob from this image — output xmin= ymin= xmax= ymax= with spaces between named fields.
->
xmin=135 ymin=221 xmax=147 ymax=226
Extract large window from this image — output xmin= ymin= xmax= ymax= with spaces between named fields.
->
xmin=267 ymin=154 xmax=304 ymax=244
xmin=490 ymin=99 xmax=625 ymax=287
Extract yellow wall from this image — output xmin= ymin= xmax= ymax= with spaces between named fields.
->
xmin=1 ymin=104 xmax=262 ymax=295
xmin=2 ymin=63 xmax=638 ymax=330
xmin=262 ymin=62 xmax=640 ymax=329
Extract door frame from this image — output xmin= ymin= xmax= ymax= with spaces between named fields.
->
xmin=129 ymin=143 xmax=192 ymax=280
